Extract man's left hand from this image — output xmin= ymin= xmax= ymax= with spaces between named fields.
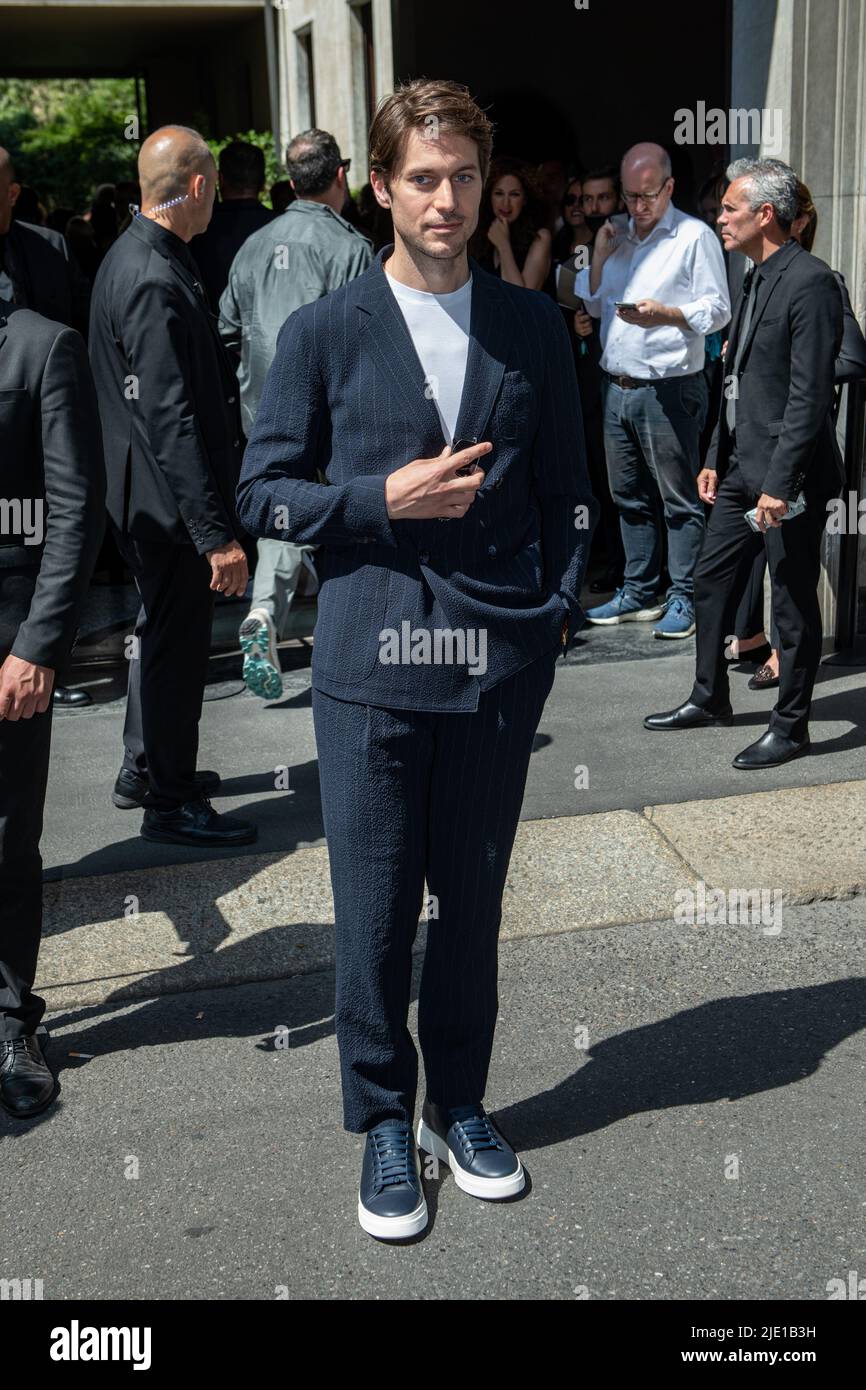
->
xmin=0 ymin=654 xmax=55 ymax=720
xmin=616 ymin=299 xmax=670 ymax=328
xmin=755 ymin=494 xmax=788 ymax=530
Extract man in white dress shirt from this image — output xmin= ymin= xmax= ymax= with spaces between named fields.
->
xmin=576 ymin=142 xmax=730 ymax=638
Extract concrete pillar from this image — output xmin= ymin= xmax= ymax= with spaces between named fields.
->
xmin=273 ymin=0 xmax=394 ymax=182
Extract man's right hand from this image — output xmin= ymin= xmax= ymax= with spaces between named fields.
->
xmin=206 ymin=540 xmax=249 ymax=596
xmin=593 ymin=219 xmax=619 ymax=264
xmin=697 ymin=468 xmax=719 ymax=504
xmin=385 ymin=442 xmax=492 ymax=520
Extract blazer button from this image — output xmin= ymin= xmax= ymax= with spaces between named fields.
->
xmin=419 ymin=550 xmax=430 ymax=564
xmin=487 ymin=545 xmax=497 ymax=557
xmin=228 ymin=395 xmax=236 ymax=404
xmin=233 ymin=439 xmax=240 ymax=447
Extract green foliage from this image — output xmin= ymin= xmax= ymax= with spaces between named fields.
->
xmin=0 ymin=77 xmax=142 ymax=212
xmin=0 ymin=79 xmax=285 ymax=212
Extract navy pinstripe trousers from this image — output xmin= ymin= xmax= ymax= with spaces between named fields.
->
xmin=312 ymin=647 xmax=558 ymax=1133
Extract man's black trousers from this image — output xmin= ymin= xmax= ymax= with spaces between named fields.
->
xmin=0 ymin=568 xmax=52 ymax=1039
xmin=117 ymin=535 xmax=214 ymax=809
xmin=312 ymin=647 xmax=557 ymax=1133
xmin=689 ymin=461 xmax=838 ymax=740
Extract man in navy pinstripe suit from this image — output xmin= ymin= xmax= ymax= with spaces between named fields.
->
xmin=238 ymin=79 xmax=598 ymax=1240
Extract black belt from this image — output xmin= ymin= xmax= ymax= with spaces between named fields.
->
xmin=605 ymin=370 xmax=701 ymax=390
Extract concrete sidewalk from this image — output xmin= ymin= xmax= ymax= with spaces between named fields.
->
xmin=40 ymin=777 xmax=866 ymax=1011
xmin=37 ymin=634 xmax=866 ymax=1011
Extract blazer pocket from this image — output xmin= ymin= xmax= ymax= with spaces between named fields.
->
xmin=766 ymin=420 xmax=784 ymax=436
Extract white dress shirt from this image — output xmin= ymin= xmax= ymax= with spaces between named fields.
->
xmin=574 ymin=202 xmax=730 ymax=379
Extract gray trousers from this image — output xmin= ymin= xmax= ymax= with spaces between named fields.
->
xmin=250 ymin=538 xmax=314 ymax=639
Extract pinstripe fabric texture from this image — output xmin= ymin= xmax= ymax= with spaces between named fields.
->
xmin=237 ymin=246 xmax=599 ymax=712
xmin=312 ymin=648 xmax=556 ymax=1133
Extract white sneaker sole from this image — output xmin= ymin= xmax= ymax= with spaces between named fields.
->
xmin=587 ymin=606 xmax=665 ymax=625
xmin=416 ymin=1118 xmax=525 ymax=1199
xmin=653 ymin=624 xmax=697 ymax=640
xmin=357 ymin=1192 xmax=428 ymax=1240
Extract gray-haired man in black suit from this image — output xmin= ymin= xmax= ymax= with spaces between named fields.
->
xmin=645 ymin=158 xmax=844 ymax=768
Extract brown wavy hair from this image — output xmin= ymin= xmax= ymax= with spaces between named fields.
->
xmin=369 ymin=78 xmax=494 ymax=190
xmin=795 ymin=179 xmax=817 ymax=252
xmin=469 ymin=157 xmax=551 ymax=268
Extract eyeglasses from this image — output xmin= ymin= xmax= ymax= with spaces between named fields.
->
xmin=563 ymin=194 xmax=581 ymax=206
xmin=340 ymin=159 xmax=352 ymax=174
xmin=622 ymin=179 xmax=670 ymax=207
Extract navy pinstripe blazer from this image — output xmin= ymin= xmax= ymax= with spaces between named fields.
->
xmin=236 ymin=246 xmax=598 ymax=712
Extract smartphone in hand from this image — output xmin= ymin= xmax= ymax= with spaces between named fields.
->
xmin=452 ymin=436 xmax=481 ymax=476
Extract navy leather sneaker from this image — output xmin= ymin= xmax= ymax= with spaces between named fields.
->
xmin=417 ymin=1099 xmax=525 ymax=1199
xmin=358 ymin=1119 xmax=428 ymax=1239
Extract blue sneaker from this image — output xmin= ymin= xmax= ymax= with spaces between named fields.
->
xmin=585 ymin=587 xmax=665 ymax=625
xmin=417 ymin=1099 xmax=525 ymax=1199
xmin=239 ymin=608 xmax=283 ymax=700
xmin=358 ymin=1119 xmax=428 ymax=1239
xmin=653 ymin=597 xmax=696 ymax=639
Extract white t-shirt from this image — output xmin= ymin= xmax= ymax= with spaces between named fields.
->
xmin=386 ymin=271 xmax=472 ymax=443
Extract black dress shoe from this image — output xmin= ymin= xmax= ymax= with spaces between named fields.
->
xmin=141 ymin=795 xmax=256 ymax=846
xmin=113 ymin=766 xmax=221 ymax=809
xmin=644 ymin=700 xmax=734 ymax=730
xmin=732 ymin=730 xmax=810 ymax=769
xmin=0 ymin=1029 xmax=57 ymax=1119
xmin=53 ymin=686 xmax=92 ymax=707
xmin=747 ymin=663 xmax=780 ymax=691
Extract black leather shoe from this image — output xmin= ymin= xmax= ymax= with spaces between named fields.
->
xmin=53 ymin=686 xmax=92 ymax=708
xmin=732 ymin=730 xmax=810 ymax=769
xmin=113 ymin=767 xmax=221 ymax=810
xmin=417 ymin=1099 xmax=524 ymax=1199
xmin=140 ymin=795 xmax=256 ymax=846
xmin=0 ymin=1029 xmax=57 ymax=1119
xmin=358 ymin=1119 xmax=428 ymax=1239
xmin=644 ymin=700 xmax=734 ymax=730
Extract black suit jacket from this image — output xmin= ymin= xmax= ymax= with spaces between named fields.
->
xmin=834 ymin=271 xmax=866 ymax=383
xmin=2 ymin=219 xmax=91 ymax=337
xmin=89 ymin=214 xmax=244 ymax=553
xmin=707 ymin=239 xmax=843 ymax=500
xmin=189 ymin=197 xmax=274 ymax=309
xmin=0 ymin=300 xmax=105 ymax=667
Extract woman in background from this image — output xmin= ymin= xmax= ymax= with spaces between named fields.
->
xmin=470 ymin=157 xmax=553 ymax=294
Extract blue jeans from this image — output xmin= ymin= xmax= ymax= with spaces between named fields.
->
xmin=602 ymin=373 xmax=708 ymax=604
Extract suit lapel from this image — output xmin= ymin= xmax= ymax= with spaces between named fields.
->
xmin=737 ymin=240 xmax=800 ymax=363
xmin=356 ymin=250 xmax=508 ymax=449
xmin=452 ymin=262 xmax=507 ymax=445
xmin=357 ymin=267 xmax=445 ymax=444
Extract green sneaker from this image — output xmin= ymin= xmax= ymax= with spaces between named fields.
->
xmin=239 ymin=608 xmax=283 ymax=700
